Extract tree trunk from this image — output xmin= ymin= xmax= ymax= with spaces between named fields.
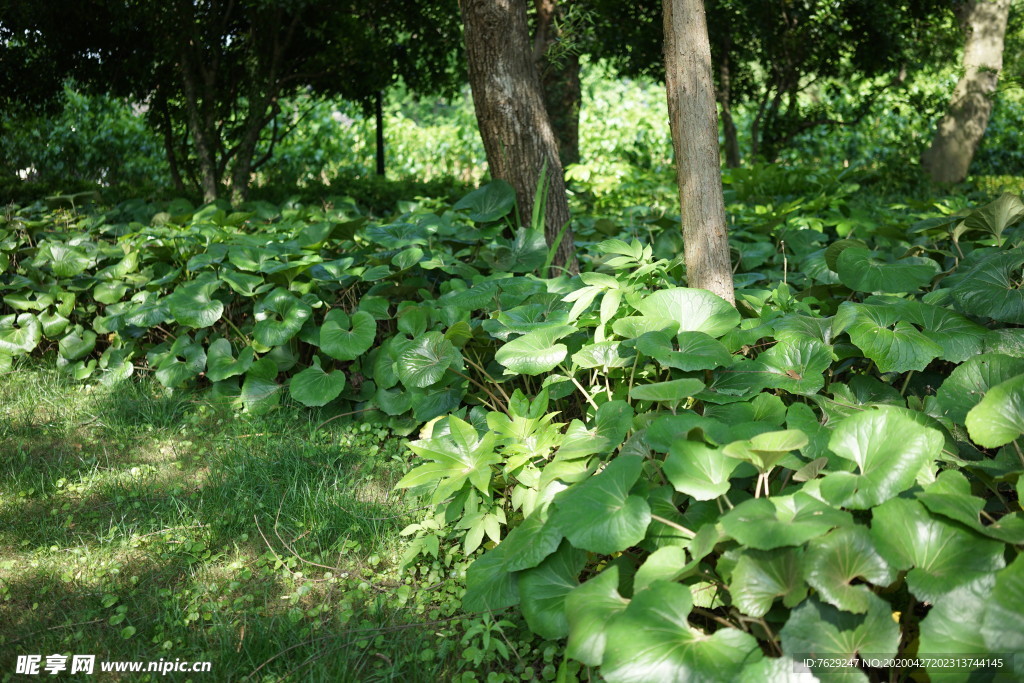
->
xmin=375 ymin=90 xmax=386 ymax=176
xmin=180 ymin=52 xmax=221 ymax=203
xmin=663 ymin=0 xmax=734 ymax=304
xmin=922 ymin=0 xmax=1010 ymax=184
xmin=459 ymin=0 xmax=578 ymax=275
xmin=533 ymin=0 xmax=581 ymax=167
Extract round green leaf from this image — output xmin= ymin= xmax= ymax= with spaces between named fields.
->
xmin=602 ymin=581 xmax=762 ymax=683
xmin=550 ymin=456 xmax=650 ymax=555
xmin=836 ymin=247 xmax=940 ymax=293
xmin=757 ymin=339 xmax=833 ymax=395
xmin=241 ymin=357 xmax=281 ymax=414
xmin=205 ymin=338 xmax=255 ymax=382
xmin=517 ymin=541 xmax=586 ymax=639
xmin=629 ymin=378 xmax=705 ymax=402
xmin=463 ymin=543 xmax=519 ymax=613
xmin=919 ymin=575 xmax=995 ymax=675
xmin=501 ymin=510 xmax=564 ymax=572
xmin=0 ymin=313 xmax=41 ymax=355
xmin=834 ymin=302 xmax=943 ymax=374
xmin=936 ymin=353 xmax=1024 ymax=424
xmin=980 ymin=556 xmax=1024 ymax=657
xmin=664 ymin=441 xmax=739 ymax=501
xmin=805 ymin=526 xmax=895 ymax=614
xmin=720 ymin=493 xmax=853 ymax=550
xmin=780 ymin=594 xmax=899 ymax=683
xmin=166 ymin=281 xmax=224 ymax=328
xmin=636 ymin=330 xmax=734 ymax=371
xmin=58 ymin=329 xmax=97 ymax=361
xmin=634 ymin=288 xmax=741 ymax=338
xmin=870 ymin=497 xmax=1005 ymax=603
xmin=951 ymin=248 xmax=1024 ymax=324
xmin=320 ymin=309 xmax=376 ymax=361
xmin=154 ymin=337 xmax=207 ymax=388
xmin=965 ymin=373 xmax=1024 ymax=448
xmin=37 ymin=243 xmax=91 ymax=277
xmin=252 ymin=288 xmax=313 ymax=347
xmin=453 ymin=180 xmax=516 ymax=222
xmin=495 ymin=326 xmax=574 ymax=376
xmin=823 ymin=407 xmax=943 ymax=509
xmin=565 ymin=566 xmax=629 ymax=666
xmin=397 ymin=331 xmax=460 ymax=388
xmin=289 ymin=357 xmax=346 ymax=407
xmin=722 ymin=429 xmax=809 ymax=472
xmin=728 ymin=547 xmax=807 ymax=618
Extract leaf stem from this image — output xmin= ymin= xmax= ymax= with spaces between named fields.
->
xmin=650 ymin=514 xmax=695 ymax=539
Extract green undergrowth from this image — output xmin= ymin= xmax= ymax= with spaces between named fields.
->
xmin=0 ymin=363 xmax=552 ymax=682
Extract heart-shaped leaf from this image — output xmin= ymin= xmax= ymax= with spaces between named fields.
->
xmin=721 ymin=493 xmax=853 ymax=550
xmin=834 ymin=302 xmax=943 ymax=373
xmin=58 ymin=328 xmax=97 ymax=361
xmin=205 ymin=338 xmax=255 ymax=382
xmin=397 ymin=331 xmax=460 ymax=388
xmin=241 ymin=357 xmax=281 ymax=414
xmin=0 ymin=313 xmax=41 ymax=355
xmin=805 ymin=526 xmax=895 ymax=613
xmin=602 ymin=581 xmax=762 ymax=683
xmin=289 ymin=357 xmax=346 ymax=407
xmin=965 ymin=373 xmax=1024 ymax=448
xmin=634 ymin=288 xmax=741 ymax=338
xmin=637 ymin=330 xmax=734 ymax=371
xmin=495 ymin=325 xmax=575 ymax=376
xmin=453 ymin=180 xmax=516 ymax=222
xmin=728 ymin=547 xmax=807 ymax=617
xmin=550 ymin=456 xmax=650 ymax=555
xmin=871 ymin=497 xmax=1005 ymax=603
xmin=950 ymin=248 xmax=1024 ymax=324
xmin=252 ymin=288 xmax=312 ymax=347
xmin=936 ymin=353 xmax=1024 ymax=424
xmin=501 ymin=509 xmax=564 ymax=572
xmin=154 ymin=336 xmax=207 ymax=388
xmin=664 ymin=441 xmax=739 ymax=500
xmin=166 ymin=280 xmax=224 ymax=328
xmin=320 ymin=309 xmax=376 ymax=361
xmin=822 ymin=407 xmax=943 ymax=509
xmin=517 ymin=541 xmax=586 ymax=639
xmin=565 ymin=566 xmax=628 ymax=666
xmin=836 ymin=247 xmax=940 ymax=293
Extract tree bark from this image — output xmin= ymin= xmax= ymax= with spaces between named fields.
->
xmin=459 ymin=0 xmax=578 ymax=275
xmin=533 ymin=0 xmax=581 ymax=167
xmin=375 ymin=90 xmax=386 ymax=176
xmin=922 ymin=0 xmax=1011 ymax=184
xmin=663 ymin=0 xmax=734 ymax=304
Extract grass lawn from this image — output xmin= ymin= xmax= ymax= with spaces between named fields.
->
xmin=0 ymin=363 xmax=541 ymax=682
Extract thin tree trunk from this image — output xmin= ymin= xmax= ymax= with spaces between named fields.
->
xmin=375 ymin=91 xmax=386 ymax=176
xmin=156 ymin=95 xmax=187 ymax=194
xmin=663 ymin=0 xmax=734 ymax=304
xmin=534 ymin=0 xmax=581 ymax=166
xmin=180 ymin=53 xmax=220 ymax=203
xmin=717 ymin=45 xmax=741 ymax=169
xmin=460 ymin=0 xmax=578 ymax=275
xmin=922 ymin=0 xmax=1011 ymax=184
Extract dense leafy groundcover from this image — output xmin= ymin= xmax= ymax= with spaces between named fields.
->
xmin=3 ymin=182 xmax=1024 ymax=681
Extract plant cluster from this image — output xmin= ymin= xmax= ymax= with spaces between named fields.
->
xmin=3 ymin=180 xmax=1024 ymax=679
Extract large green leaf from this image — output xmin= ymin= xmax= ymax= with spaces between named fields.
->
xmin=634 ymin=287 xmax=741 ymax=338
xmin=965 ymin=373 xmax=1024 ymax=448
xmin=0 ymin=313 xmax=41 ymax=355
xmin=289 ymin=357 xmax=346 ymax=407
xmin=166 ymin=280 xmax=224 ymax=328
xmin=722 ymin=429 xmax=808 ymax=472
xmin=58 ymin=328 xmax=96 ymax=361
xmin=397 ymin=331 xmax=460 ymax=388
xmin=728 ymin=547 xmax=807 ymax=618
xmin=205 ymin=338 xmax=254 ymax=382
xmin=836 ymin=247 xmax=939 ymax=293
xmin=320 ymin=309 xmax=376 ymax=361
xmin=636 ymin=330 xmax=733 ymax=371
xmin=936 ymin=353 xmax=1024 ymax=424
xmin=397 ymin=416 xmax=500 ymax=500
xmin=453 ymin=180 xmax=516 ymax=222
xmin=500 ymin=509 xmax=564 ymax=572
xmin=918 ymin=575 xmax=996 ymax=682
xmin=720 ymin=493 xmax=853 ymax=550
xmin=821 ymin=408 xmax=942 ymax=509
xmin=757 ymin=339 xmax=833 ymax=395
xmin=633 ymin=546 xmax=700 ymax=593
xmin=462 ymin=544 xmax=519 ymax=613
xmin=834 ymin=302 xmax=942 ymax=373
xmin=870 ymin=497 xmax=1005 ymax=603
xmin=557 ymin=400 xmax=634 ymax=460
xmin=906 ymin=302 xmax=988 ymax=363
xmin=917 ymin=470 xmax=1024 ymax=543
xmin=979 ymin=556 xmax=1024 ymax=658
xmin=805 ymin=526 xmax=895 ymax=613
xmin=495 ymin=325 xmax=574 ymax=376
xmin=629 ymin=378 xmax=705 ymax=402
xmin=950 ymin=248 xmax=1024 ymax=324
xmin=565 ymin=566 xmax=629 ymax=666
xmin=517 ymin=541 xmax=586 ymax=639
xmin=602 ymin=581 xmax=762 ymax=683
xmin=962 ymin=192 xmax=1024 ymax=241
xmin=252 ymin=288 xmax=313 ymax=347
xmin=664 ymin=441 xmax=739 ymax=500
xmin=240 ymin=357 xmax=280 ymax=413
xmin=36 ymin=242 xmax=91 ymax=277
xmin=154 ymin=336 xmax=207 ymax=388
xmin=550 ymin=456 xmax=650 ymax=555
xmin=779 ymin=594 xmax=899 ymax=683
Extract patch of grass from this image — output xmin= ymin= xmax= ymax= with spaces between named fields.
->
xmin=0 ymin=363 xmax=547 ymax=682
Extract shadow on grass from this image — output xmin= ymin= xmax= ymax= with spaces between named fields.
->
xmin=0 ymin=366 xmax=456 ymax=681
